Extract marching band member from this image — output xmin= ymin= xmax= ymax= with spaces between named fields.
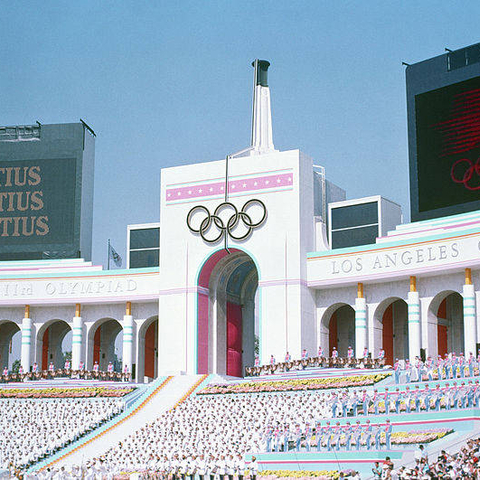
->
xmin=353 ymin=420 xmax=362 ymax=450
xmin=378 ymin=348 xmax=385 ymax=367
xmin=347 ymin=346 xmax=354 ymax=360
xmin=93 ymin=361 xmax=100 ymax=373
xmin=32 ymin=362 xmax=38 ymax=373
xmin=404 ymin=360 xmax=412 ymax=383
xmin=393 ymin=359 xmax=401 ymax=384
xmin=107 ymin=361 xmax=114 ymax=374
xmin=235 ymin=455 xmax=245 ymax=480
xmin=364 ymin=420 xmax=372 ymax=450
xmin=331 ymin=347 xmax=338 ymax=362
xmin=384 ymin=419 xmax=392 ymax=450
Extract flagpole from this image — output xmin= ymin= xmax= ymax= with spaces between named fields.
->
xmin=107 ymin=238 xmax=110 ymax=270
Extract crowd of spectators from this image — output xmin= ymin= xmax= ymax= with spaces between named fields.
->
xmin=1 ymin=360 xmax=131 ymax=383
xmin=373 ymin=437 xmax=480 ymax=478
xmin=0 ymin=397 xmax=124 ymax=470
xmin=246 ymin=347 xmax=386 ymax=376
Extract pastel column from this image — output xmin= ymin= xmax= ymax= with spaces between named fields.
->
xmin=408 ymin=276 xmax=421 ymax=361
xmin=122 ymin=302 xmax=134 ymax=376
xmin=463 ymin=268 xmax=476 ymax=357
xmin=72 ymin=304 xmax=83 ymax=370
xmin=21 ymin=305 xmax=32 ymax=371
xmin=355 ymin=283 xmax=367 ymax=358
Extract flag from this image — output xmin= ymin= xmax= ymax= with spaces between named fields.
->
xmin=109 ymin=243 xmax=122 ymax=267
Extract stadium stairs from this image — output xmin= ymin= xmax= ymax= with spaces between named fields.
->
xmin=29 ymin=373 xmax=210 ymax=473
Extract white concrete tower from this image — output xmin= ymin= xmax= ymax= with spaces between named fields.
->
xmin=233 ymin=60 xmax=277 ymax=158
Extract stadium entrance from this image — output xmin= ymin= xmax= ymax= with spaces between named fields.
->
xmin=197 ymin=249 xmax=257 ymax=377
xmin=37 ymin=320 xmax=72 ymax=370
xmin=0 ymin=320 xmax=20 ymax=370
xmin=137 ymin=316 xmax=158 ymax=381
xmin=88 ymin=318 xmax=123 ymax=371
xmin=378 ymin=299 xmax=409 ymax=366
xmin=324 ymin=304 xmax=355 ymax=357
xmin=431 ymin=291 xmax=464 ymax=358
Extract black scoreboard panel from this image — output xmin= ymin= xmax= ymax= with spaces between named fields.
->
xmin=407 ymin=43 xmax=480 ymax=222
xmin=0 ymin=123 xmax=94 ymax=260
xmin=415 ymin=76 xmax=480 ymax=214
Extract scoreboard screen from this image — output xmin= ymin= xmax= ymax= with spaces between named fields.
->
xmin=415 ymin=76 xmax=480 ymax=214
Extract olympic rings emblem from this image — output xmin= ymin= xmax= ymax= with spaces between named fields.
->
xmin=451 ymin=156 xmax=480 ymax=191
xmin=186 ymin=199 xmax=267 ymax=243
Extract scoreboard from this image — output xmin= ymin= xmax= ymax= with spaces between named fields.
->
xmin=407 ymin=44 xmax=480 ymax=221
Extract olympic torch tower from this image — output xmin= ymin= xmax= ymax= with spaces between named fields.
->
xmin=232 ymin=60 xmax=278 ymax=158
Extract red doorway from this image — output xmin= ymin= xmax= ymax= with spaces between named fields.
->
xmin=144 ymin=321 xmax=156 ymax=378
xmin=226 ymin=302 xmax=243 ymax=377
xmin=93 ymin=327 xmax=101 ymax=365
xmin=437 ymin=299 xmax=448 ymax=357
xmin=42 ymin=327 xmax=49 ymax=370
xmin=329 ymin=312 xmax=338 ymax=355
xmin=382 ymin=305 xmax=394 ymax=366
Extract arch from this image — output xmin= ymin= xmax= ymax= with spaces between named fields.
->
xmin=428 ymin=290 xmax=464 ymax=357
xmin=87 ymin=318 xmax=123 ymax=371
xmin=373 ymin=297 xmax=408 ymax=365
xmin=137 ymin=315 xmax=158 ymax=381
xmin=0 ymin=320 xmax=21 ymax=370
xmin=196 ymin=248 xmax=259 ymax=376
xmin=36 ymin=319 xmax=71 ymax=370
xmin=321 ymin=303 xmax=355 ymax=356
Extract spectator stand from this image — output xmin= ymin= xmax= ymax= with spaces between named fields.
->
xmin=29 ymin=375 xmax=170 ymax=473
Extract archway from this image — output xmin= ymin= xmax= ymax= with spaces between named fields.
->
xmin=374 ymin=298 xmax=408 ymax=365
xmin=0 ymin=321 xmax=21 ymax=370
xmin=323 ymin=304 xmax=354 ymax=357
xmin=137 ymin=316 xmax=158 ymax=381
xmin=430 ymin=291 xmax=464 ymax=356
xmin=36 ymin=320 xmax=71 ymax=370
xmin=197 ymin=249 xmax=258 ymax=376
xmin=88 ymin=318 xmax=123 ymax=371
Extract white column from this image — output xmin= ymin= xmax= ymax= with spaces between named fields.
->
xmin=123 ymin=303 xmax=134 ymax=376
xmin=355 ymin=297 xmax=367 ymax=358
xmin=21 ymin=314 xmax=32 ymax=371
xmin=408 ymin=290 xmax=421 ymax=361
xmin=463 ymin=283 xmax=476 ymax=357
xmin=72 ymin=314 xmax=83 ymax=370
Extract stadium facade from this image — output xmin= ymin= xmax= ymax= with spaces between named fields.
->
xmin=0 ymin=48 xmax=480 ymax=381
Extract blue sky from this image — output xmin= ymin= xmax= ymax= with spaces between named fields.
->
xmin=2 ymin=1 xmax=479 ymax=266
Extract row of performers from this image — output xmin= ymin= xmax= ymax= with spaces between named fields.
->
xmin=245 ymin=347 xmax=386 ymax=377
xmin=1 ymin=361 xmax=131 ymax=382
